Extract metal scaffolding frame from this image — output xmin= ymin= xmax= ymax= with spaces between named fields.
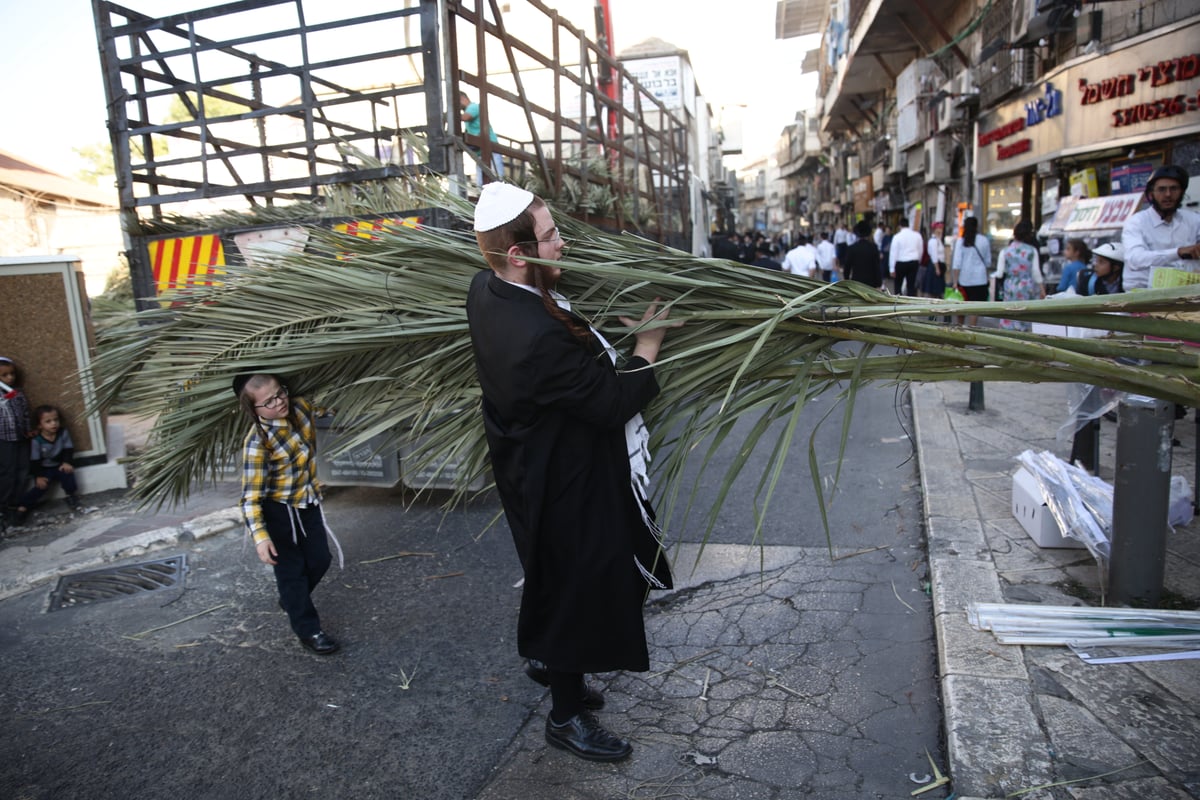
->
xmin=92 ymin=0 xmax=692 ymax=305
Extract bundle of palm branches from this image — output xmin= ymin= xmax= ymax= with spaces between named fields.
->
xmin=89 ymin=195 xmax=1200 ymax=544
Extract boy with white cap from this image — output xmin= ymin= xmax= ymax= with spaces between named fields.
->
xmin=465 ymin=182 xmax=675 ymax=762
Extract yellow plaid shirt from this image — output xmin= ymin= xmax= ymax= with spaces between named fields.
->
xmin=240 ymin=396 xmax=324 ymax=545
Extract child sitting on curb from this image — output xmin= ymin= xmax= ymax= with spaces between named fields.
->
xmin=15 ymin=405 xmax=82 ymax=523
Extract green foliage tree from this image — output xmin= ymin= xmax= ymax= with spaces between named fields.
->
xmin=73 ymin=142 xmax=115 ymax=185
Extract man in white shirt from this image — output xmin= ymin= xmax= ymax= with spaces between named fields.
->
xmin=833 ymin=224 xmax=849 ymax=267
xmin=815 ymin=231 xmax=838 ymax=281
xmin=783 ymin=235 xmax=817 ymax=278
xmin=1122 ymin=165 xmax=1200 ymax=289
xmin=888 ymin=217 xmax=924 ymax=296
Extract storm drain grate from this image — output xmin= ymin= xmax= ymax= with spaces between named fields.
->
xmin=48 ymin=555 xmax=188 ymax=612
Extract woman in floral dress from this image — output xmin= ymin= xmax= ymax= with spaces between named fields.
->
xmin=991 ymin=219 xmax=1045 ymax=331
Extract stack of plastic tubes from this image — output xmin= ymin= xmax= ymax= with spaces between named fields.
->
xmin=967 ymin=603 xmax=1200 ymax=647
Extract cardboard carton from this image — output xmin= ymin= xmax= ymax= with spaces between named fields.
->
xmin=1011 ymin=467 xmax=1085 ymax=549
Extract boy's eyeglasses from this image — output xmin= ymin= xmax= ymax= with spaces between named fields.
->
xmin=254 ymin=385 xmax=289 ymax=410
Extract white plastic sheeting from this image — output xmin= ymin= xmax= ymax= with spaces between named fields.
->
xmin=1016 ymin=449 xmax=1112 ymax=561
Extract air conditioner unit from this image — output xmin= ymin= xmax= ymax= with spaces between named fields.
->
xmin=924 ymin=138 xmax=953 ymax=184
xmin=887 ymin=137 xmax=903 ymax=174
xmin=1010 ymin=0 xmax=1040 ymax=46
xmin=937 ymin=98 xmax=960 ymax=131
xmin=953 ymin=72 xmax=978 ymax=106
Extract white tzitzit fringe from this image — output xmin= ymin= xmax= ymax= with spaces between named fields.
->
xmin=285 ymin=502 xmax=346 ymax=569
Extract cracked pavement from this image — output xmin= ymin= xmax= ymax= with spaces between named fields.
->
xmin=1 ymin=382 xmax=947 ymax=799
xmin=477 ymin=541 xmax=942 ymax=800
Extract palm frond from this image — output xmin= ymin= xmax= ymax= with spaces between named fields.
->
xmin=89 ymin=190 xmax=1200 ymax=551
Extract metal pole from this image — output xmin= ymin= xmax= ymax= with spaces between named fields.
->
xmin=968 ymin=381 xmax=985 ymax=411
xmin=1109 ymin=395 xmax=1174 ymax=607
xmin=1069 ymin=418 xmax=1100 ymax=473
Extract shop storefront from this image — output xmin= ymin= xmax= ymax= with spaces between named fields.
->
xmin=975 ymin=17 xmax=1200 ymax=284
xmin=975 ymin=79 xmax=1066 ymax=256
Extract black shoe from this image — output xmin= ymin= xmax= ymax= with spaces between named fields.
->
xmin=524 ymin=660 xmax=605 ymax=710
xmin=298 ymin=631 xmax=340 ymax=655
xmin=544 ymin=710 xmax=632 ymax=762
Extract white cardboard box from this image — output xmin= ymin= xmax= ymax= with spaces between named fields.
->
xmin=1011 ymin=467 xmax=1085 ymax=549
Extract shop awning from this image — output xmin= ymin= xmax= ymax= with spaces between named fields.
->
xmin=822 ymin=0 xmax=966 ymax=135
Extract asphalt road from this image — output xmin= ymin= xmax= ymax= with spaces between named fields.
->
xmin=0 ymin=378 xmax=943 ymax=799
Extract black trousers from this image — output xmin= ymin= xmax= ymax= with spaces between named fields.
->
xmin=262 ymin=501 xmax=331 ymax=637
xmin=893 ymin=260 xmax=919 ymax=296
xmin=548 ymin=669 xmax=586 ymax=722
xmin=0 ymin=440 xmax=29 ymax=509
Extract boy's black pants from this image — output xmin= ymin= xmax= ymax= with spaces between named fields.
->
xmin=262 ymin=501 xmax=331 ymax=637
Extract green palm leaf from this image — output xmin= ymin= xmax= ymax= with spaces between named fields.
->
xmin=89 ymin=193 xmax=1200 ymax=554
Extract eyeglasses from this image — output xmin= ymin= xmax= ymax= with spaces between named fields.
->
xmin=517 ymin=229 xmax=567 ymax=249
xmin=254 ymin=385 xmax=289 ymax=410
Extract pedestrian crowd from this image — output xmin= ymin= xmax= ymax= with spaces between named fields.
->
xmin=710 ymin=218 xmax=952 ymax=297
xmin=706 ymin=164 xmax=1196 ymax=312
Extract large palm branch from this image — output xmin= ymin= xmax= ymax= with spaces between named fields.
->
xmin=89 ymin=198 xmax=1200 ymax=546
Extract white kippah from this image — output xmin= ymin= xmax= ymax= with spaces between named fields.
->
xmin=473 ymin=182 xmax=535 ymax=232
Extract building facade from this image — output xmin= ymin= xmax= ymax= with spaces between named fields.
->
xmin=775 ymin=0 xmax=1199 ymax=278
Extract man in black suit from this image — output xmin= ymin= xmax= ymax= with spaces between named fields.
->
xmin=750 ymin=241 xmax=784 ymax=270
xmin=465 ymin=183 xmax=675 ymax=762
xmin=842 ymin=220 xmax=884 ymax=287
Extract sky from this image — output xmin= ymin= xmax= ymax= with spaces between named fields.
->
xmin=0 ymin=0 xmax=818 ymax=180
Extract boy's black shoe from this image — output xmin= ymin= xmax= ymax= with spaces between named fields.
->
xmin=298 ymin=631 xmax=340 ymax=655
xmin=545 ymin=710 xmax=632 ymax=761
xmin=524 ymin=659 xmax=605 ymax=710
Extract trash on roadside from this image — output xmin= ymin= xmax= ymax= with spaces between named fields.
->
xmin=1014 ymin=450 xmax=1111 ymax=561
xmin=1011 ymin=466 xmax=1086 ymax=550
xmin=967 ymin=602 xmax=1200 ymax=663
xmin=1056 ymin=383 xmax=1125 ymax=442
xmin=908 ymin=748 xmax=949 ymax=795
xmin=1169 ymin=475 xmax=1194 ymax=528
xmin=682 ymin=750 xmax=718 ymax=766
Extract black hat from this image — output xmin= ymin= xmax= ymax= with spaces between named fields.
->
xmin=1145 ymin=165 xmax=1189 ymax=194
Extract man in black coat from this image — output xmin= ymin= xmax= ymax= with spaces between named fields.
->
xmin=842 ymin=220 xmax=883 ymax=287
xmin=466 ymin=182 xmax=675 ymax=763
xmin=750 ymin=241 xmax=784 ymax=270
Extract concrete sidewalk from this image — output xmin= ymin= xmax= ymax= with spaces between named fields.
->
xmin=0 ymin=414 xmax=242 ymax=602
xmin=915 ymin=380 xmax=1199 ymax=800
xmin=0 ymin=387 xmax=1197 ymax=798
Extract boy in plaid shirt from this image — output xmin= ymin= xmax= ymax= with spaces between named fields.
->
xmin=234 ymin=373 xmax=342 ymax=655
